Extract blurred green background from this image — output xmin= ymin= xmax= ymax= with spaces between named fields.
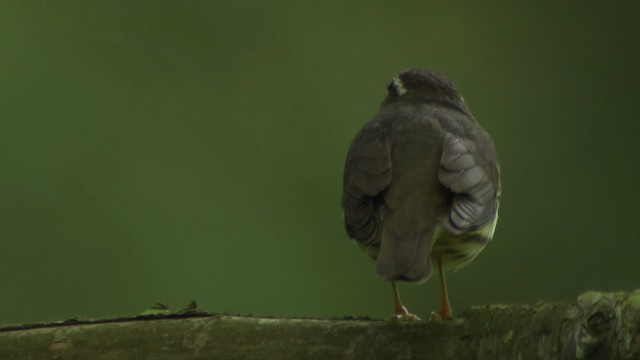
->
xmin=1 ymin=1 xmax=639 ymax=325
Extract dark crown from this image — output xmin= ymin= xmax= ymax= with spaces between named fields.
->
xmin=383 ymin=68 xmax=467 ymax=112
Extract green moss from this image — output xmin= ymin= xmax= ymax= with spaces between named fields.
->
xmin=628 ymin=292 xmax=640 ymax=309
xmin=503 ymin=330 xmax=513 ymax=343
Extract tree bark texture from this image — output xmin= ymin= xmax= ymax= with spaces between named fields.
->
xmin=1 ymin=289 xmax=639 ymax=360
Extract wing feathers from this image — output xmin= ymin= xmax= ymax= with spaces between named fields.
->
xmin=439 ymin=133 xmax=498 ymax=235
xmin=342 ymin=126 xmax=392 ymax=247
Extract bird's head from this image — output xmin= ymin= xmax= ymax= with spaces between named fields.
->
xmin=382 ymin=68 xmax=469 ymax=113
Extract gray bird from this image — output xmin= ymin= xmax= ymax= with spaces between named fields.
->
xmin=342 ymin=68 xmax=500 ymax=320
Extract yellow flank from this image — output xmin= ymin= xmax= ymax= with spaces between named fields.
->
xmin=431 ymin=213 xmax=498 ymax=271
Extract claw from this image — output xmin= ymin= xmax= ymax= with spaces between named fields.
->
xmin=392 ymin=312 xmax=421 ymax=321
xmin=429 ymin=311 xmax=453 ymax=322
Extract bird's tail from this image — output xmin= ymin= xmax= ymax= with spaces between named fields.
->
xmin=375 ymin=228 xmax=434 ymax=284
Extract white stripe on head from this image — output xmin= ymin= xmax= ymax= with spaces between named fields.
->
xmin=392 ymin=76 xmax=407 ymax=96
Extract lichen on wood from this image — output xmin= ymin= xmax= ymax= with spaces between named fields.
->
xmin=1 ymin=289 xmax=638 ymax=359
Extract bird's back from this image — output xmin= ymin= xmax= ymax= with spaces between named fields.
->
xmin=372 ymin=102 xmax=456 ymax=283
xmin=342 ymin=68 xmax=500 ymax=319
xmin=343 ymin=69 xmax=500 ymax=286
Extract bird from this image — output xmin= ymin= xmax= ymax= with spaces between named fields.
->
xmin=342 ymin=68 xmax=500 ymax=321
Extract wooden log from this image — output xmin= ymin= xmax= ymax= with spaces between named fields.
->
xmin=1 ymin=289 xmax=638 ymax=359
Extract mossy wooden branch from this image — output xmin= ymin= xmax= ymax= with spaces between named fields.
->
xmin=1 ymin=289 xmax=639 ymax=360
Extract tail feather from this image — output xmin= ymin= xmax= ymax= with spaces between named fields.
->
xmin=375 ymin=227 xmax=434 ymax=284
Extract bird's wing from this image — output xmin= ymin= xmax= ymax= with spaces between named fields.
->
xmin=342 ymin=122 xmax=392 ymax=249
xmin=438 ymin=132 xmax=500 ymax=235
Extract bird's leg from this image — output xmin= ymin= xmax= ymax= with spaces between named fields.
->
xmin=391 ymin=281 xmax=420 ymax=321
xmin=430 ymin=254 xmax=453 ymax=321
